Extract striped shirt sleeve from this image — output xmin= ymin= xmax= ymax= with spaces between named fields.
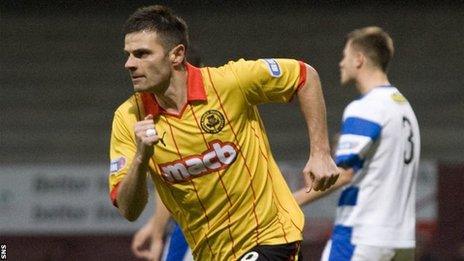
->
xmin=335 ymin=101 xmax=384 ymax=171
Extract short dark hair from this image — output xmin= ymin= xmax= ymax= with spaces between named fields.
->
xmin=347 ymin=26 xmax=394 ymax=72
xmin=123 ymin=5 xmax=189 ymax=52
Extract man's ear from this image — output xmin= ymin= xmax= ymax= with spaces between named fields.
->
xmin=354 ymin=51 xmax=364 ymax=69
xmin=169 ymin=44 xmax=186 ymax=66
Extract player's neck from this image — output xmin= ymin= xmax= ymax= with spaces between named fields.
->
xmin=154 ymin=66 xmax=188 ymax=114
xmin=356 ymin=69 xmax=390 ymax=95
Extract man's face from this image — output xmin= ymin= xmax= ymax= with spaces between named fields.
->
xmin=124 ymin=31 xmax=172 ymax=93
xmin=339 ymin=41 xmax=358 ymax=87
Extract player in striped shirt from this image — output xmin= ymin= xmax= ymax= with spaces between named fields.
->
xmin=109 ymin=5 xmax=339 ymax=260
xmin=294 ymin=27 xmax=420 ymax=260
xmin=131 ymin=47 xmax=203 ymax=261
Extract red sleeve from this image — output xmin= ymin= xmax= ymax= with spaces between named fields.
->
xmin=110 ymin=182 xmax=121 ymax=207
xmin=296 ymin=61 xmax=307 ymax=92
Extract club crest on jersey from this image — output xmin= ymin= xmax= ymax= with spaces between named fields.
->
xmin=200 ymin=110 xmax=225 ymax=134
xmin=159 ymin=140 xmax=238 ymax=183
xmin=391 ymin=92 xmax=407 ymax=103
xmin=262 ymin=58 xmax=282 ymax=77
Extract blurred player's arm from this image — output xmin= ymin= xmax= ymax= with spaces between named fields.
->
xmin=294 ymin=167 xmax=354 ymax=206
xmin=132 ymin=192 xmax=171 ymax=260
xmin=117 ymin=115 xmax=160 ymax=221
xmin=297 ymin=64 xmax=340 ymax=192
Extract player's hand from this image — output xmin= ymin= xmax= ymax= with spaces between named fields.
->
xmin=132 ymin=221 xmax=155 ymax=259
xmin=302 ymin=153 xmax=340 ymax=192
xmin=134 ymin=114 xmax=160 ymax=159
xmin=148 ymin=238 xmax=164 ymax=261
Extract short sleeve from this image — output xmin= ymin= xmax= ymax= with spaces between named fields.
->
xmin=229 ymin=59 xmax=306 ymax=105
xmin=335 ymin=101 xmax=385 ymax=171
xmin=108 ymin=108 xmax=137 ymax=206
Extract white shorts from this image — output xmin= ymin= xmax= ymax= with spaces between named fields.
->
xmin=321 ymin=240 xmax=414 ymax=261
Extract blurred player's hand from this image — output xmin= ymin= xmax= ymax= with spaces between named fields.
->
xmin=134 ymin=114 xmax=160 ymax=160
xmin=303 ymin=153 xmax=340 ymax=192
xmin=131 ymin=221 xmax=164 ymax=260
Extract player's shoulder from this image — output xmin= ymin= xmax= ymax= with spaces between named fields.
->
xmin=115 ymin=95 xmax=136 ymax=112
xmin=352 ymin=87 xmax=398 ymax=108
xmin=203 ymin=59 xmax=266 ymax=84
xmin=114 ymin=95 xmax=140 ymax=119
xmin=380 ymin=86 xmax=411 ymax=106
xmin=344 ymin=86 xmax=408 ymax=123
xmin=199 ymin=60 xmax=246 ymax=86
xmin=344 ymin=95 xmax=385 ymax=123
xmin=213 ymin=58 xmax=300 ymax=73
xmin=367 ymin=86 xmax=413 ymax=111
xmin=367 ymin=86 xmax=405 ymax=101
xmin=210 ymin=58 xmax=262 ymax=72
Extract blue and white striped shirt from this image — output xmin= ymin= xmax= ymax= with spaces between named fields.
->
xmin=334 ymin=86 xmax=420 ymax=248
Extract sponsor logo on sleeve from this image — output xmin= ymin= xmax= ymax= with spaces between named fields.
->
xmin=262 ymin=58 xmax=282 ymax=77
xmin=338 ymin=141 xmax=360 ymax=150
xmin=110 ymin=157 xmax=126 ymax=174
xmin=159 ymin=140 xmax=237 ymax=183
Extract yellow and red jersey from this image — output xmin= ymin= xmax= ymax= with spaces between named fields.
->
xmin=109 ymin=59 xmax=306 ymax=260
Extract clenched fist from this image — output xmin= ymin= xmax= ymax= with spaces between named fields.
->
xmin=134 ymin=114 xmax=160 ymax=160
xmin=303 ymin=153 xmax=340 ymax=192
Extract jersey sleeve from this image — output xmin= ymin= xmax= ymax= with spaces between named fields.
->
xmin=229 ymin=59 xmax=307 ymax=105
xmin=335 ymin=101 xmax=385 ymax=171
xmin=108 ymin=108 xmax=137 ymax=207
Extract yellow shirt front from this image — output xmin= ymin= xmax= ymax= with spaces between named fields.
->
xmin=109 ymin=59 xmax=306 ymax=260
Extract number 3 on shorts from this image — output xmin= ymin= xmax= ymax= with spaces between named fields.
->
xmin=240 ymin=251 xmax=259 ymax=261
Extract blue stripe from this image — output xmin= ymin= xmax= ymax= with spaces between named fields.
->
xmin=336 ymin=154 xmax=364 ymax=171
xmin=333 ymin=225 xmax=353 ymax=238
xmin=341 ymin=117 xmax=382 ymax=140
xmin=338 ymin=186 xmax=359 ymax=206
xmin=166 ymin=223 xmax=189 ymax=261
xmin=329 ymin=225 xmax=355 ymax=261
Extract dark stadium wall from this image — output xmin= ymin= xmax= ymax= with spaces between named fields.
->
xmin=1 ymin=1 xmax=463 ymax=261
xmin=434 ymin=163 xmax=464 ymax=260
xmin=1 ymin=1 xmax=463 ymax=164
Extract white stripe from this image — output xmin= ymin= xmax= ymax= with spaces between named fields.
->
xmin=336 ymin=134 xmax=373 ymax=156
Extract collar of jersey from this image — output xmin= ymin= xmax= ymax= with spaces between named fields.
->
xmin=140 ymin=63 xmax=207 ymax=117
xmin=357 ymin=84 xmax=395 ymax=100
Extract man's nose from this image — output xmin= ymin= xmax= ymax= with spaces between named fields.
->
xmin=125 ymin=55 xmax=137 ymax=70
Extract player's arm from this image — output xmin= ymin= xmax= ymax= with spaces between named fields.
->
xmin=150 ymin=192 xmax=171 ymax=251
xmin=132 ymin=193 xmax=171 ymax=260
xmin=117 ymin=114 xmax=160 ymax=221
xmin=230 ymin=59 xmax=338 ymax=190
xmin=293 ymin=167 xmax=353 ymax=205
xmin=297 ymin=64 xmax=340 ymax=192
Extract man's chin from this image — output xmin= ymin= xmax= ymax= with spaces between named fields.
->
xmin=133 ymin=85 xmax=146 ymax=92
xmin=340 ymin=78 xmax=354 ymax=87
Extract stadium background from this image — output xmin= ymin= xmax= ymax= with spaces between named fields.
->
xmin=1 ymin=0 xmax=463 ymax=260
